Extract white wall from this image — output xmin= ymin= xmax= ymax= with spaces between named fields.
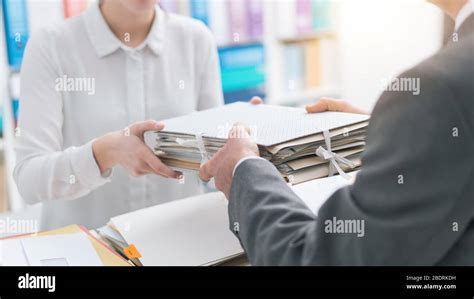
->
xmin=337 ymin=0 xmax=444 ymax=111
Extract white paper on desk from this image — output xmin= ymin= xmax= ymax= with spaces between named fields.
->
xmin=160 ymin=102 xmax=370 ymax=146
xmin=111 ymin=192 xmax=243 ymax=266
xmin=291 ymin=172 xmax=359 ymax=215
xmin=0 ymin=239 xmax=29 ymax=266
xmin=20 ymin=232 xmax=102 ymax=266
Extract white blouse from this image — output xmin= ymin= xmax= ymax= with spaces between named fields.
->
xmin=14 ymin=4 xmax=223 ymax=230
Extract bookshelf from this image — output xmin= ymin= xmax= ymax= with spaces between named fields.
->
xmin=161 ymin=0 xmax=341 ymax=106
xmin=262 ymin=0 xmax=341 ymax=106
xmin=277 ymin=30 xmax=337 ymax=44
xmin=166 ymin=0 xmax=341 ymax=107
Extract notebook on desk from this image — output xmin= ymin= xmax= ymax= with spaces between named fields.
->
xmin=104 ymin=192 xmax=244 ymax=266
xmin=153 ymin=102 xmax=369 ymax=184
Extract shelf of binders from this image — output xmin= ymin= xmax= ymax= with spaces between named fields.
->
xmin=265 ymin=0 xmax=341 ymax=107
xmin=160 ymin=0 xmax=341 ymax=105
xmin=268 ymin=31 xmax=341 ymax=107
xmin=219 ymin=42 xmax=266 ymax=104
xmin=277 ymin=30 xmax=337 ymax=44
xmin=183 ymin=0 xmax=267 ymax=104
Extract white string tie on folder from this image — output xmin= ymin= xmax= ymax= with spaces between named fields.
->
xmin=315 ymin=130 xmax=356 ymax=180
xmin=195 ymin=133 xmax=211 ymax=165
xmin=176 ymin=133 xmax=211 ymax=165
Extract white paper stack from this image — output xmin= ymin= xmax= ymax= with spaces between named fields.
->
xmin=154 ymin=102 xmax=370 ymax=184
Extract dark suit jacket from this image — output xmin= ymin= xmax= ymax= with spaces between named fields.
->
xmin=228 ymin=14 xmax=474 ymax=266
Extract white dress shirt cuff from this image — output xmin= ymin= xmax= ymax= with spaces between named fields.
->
xmin=232 ymin=156 xmax=267 ymax=177
xmin=68 ymin=140 xmax=112 ymax=189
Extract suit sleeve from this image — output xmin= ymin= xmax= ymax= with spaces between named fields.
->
xmin=228 ymin=67 xmax=474 ymax=266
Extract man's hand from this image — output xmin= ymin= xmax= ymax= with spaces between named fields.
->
xmin=93 ymin=120 xmax=183 ymax=179
xmin=199 ymin=124 xmax=259 ymax=198
xmin=305 ymin=97 xmax=368 ymax=115
xmin=250 ymin=95 xmax=367 ymax=114
xmin=249 ymin=96 xmax=263 ymax=105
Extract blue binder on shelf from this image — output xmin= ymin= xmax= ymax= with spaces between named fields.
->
xmin=312 ymin=0 xmax=333 ymax=31
xmin=190 ymin=0 xmax=209 ymax=26
xmin=218 ymin=43 xmax=265 ymax=70
xmin=218 ymin=44 xmax=266 ymax=103
xmin=224 ymin=87 xmax=266 ymax=105
xmin=2 ymin=0 xmax=30 ymax=71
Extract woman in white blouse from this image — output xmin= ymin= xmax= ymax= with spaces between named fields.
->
xmin=14 ymin=0 xmax=224 ymax=229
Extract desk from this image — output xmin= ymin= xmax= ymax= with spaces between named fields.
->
xmin=2 ymin=174 xmax=351 ymax=266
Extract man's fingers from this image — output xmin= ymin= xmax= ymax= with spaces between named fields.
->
xmin=199 ymin=149 xmax=223 ymax=182
xmin=130 ymin=120 xmax=165 ymax=136
xmin=199 ymin=160 xmax=215 ymax=182
xmin=249 ymin=96 xmax=263 ymax=105
xmin=305 ymin=101 xmax=328 ymax=113
xmin=306 ymin=98 xmax=346 ymax=113
xmin=231 ymin=123 xmax=251 ymax=138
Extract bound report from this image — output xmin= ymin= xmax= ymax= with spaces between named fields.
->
xmin=102 ymin=192 xmax=244 ymax=266
xmin=153 ymin=102 xmax=370 ymax=184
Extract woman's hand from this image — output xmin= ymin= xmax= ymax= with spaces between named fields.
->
xmin=92 ymin=120 xmax=182 ymax=179
xmin=305 ymin=97 xmax=368 ymax=115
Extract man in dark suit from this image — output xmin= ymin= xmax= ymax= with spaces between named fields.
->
xmin=199 ymin=0 xmax=474 ymax=265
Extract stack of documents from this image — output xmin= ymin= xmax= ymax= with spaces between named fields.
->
xmin=153 ymin=102 xmax=369 ymax=184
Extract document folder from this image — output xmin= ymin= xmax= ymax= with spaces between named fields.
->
xmin=154 ymin=102 xmax=370 ymax=184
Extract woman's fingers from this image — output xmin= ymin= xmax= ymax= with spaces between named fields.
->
xmin=143 ymin=149 xmax=182 ymax=179
xmin=130 ymin=120 xmax=165 ymax=136
xmin=129 ymin=162 xmax=153 ymax=177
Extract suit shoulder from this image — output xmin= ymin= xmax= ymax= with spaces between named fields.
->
xmin=373 ymin=36 xmax=474 ymax=135
xmin=416 ymin=35 xmax=474 ymax=89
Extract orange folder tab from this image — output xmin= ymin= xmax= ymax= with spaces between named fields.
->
xmin=124 ymin=244 xmax=142 ymax=259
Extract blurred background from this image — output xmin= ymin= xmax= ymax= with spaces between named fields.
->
xmin=0 ymin=0 xmax=447 ymax=217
